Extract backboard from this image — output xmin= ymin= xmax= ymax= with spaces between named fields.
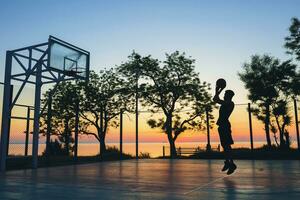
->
xmin=48 ymin=36 xmax=90 ymax=80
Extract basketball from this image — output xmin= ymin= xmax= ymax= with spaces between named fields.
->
xmin=216 ymin=78 xmax=226 ymax=89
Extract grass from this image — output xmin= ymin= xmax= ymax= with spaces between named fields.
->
xmin=6 ymin=146 xmax=133 ymax=171
xmin=156 ymin=145 xmax=300 ymax=160
xmin=6 ymin=147 xmax=155 ymax=171
xmin=189 ymin=147 xmax=300 ymax=160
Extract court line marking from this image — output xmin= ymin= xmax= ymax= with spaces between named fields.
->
xmin=183 ymin=175 xmax=228 ymax=195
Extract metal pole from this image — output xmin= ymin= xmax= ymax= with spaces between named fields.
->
xmin=205 ymin=107 xmax=211 ymax=151
xmin=25 ymin=106 xmax=30 ymax=156
xmin=100 ymin=107 xmax=103 ymax=157
xmin=120 ymin=109 xmax=123 ymax=160
xmin=25 ymin=48 xmax=32 ymax=157
xmin=248 ymin=103 xmax=254 ymax=151
xmin=74 ymin=99 xmax=79 ymax=160
xmin=163 ymin=146 xmax=165 ymax=158
xmin=46 ymin=93 xmax=52 ymax=156
xmin=294 ymin=98 xmax=300 ymax=151
xmin=135 ymin=70 xmax=139 ymax=159
xmin=32 ymin=61 xmax=42 ymax=169
xmin=6 ymin=85 xmax=13 ymax=156
xmin=0 ymin=51 xmax=13 ymax=171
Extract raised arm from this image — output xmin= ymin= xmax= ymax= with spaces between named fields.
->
xmin=213 ymin=87 xmax=225 ymax=105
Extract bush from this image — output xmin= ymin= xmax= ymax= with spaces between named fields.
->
xmin=100 ymin=146 xmax=133 ymax=160
xmin=42 ymin=139 xmax=67 ymax=156
xmin=256 ymin=144 xmax=280 ymax=151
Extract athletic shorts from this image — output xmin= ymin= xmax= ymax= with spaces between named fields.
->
xmin=218 ymin=124 xmax=234 ymax=147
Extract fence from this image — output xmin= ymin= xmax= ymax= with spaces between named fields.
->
xmin=1 ymin=81 xmax=300 ymax=164
xmin=107 ymin=100 xmax=300 ymax=158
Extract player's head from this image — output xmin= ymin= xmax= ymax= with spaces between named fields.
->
xmin=224 ymin=90 xmax=235 ymax=101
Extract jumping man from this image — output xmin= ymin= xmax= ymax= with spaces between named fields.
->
xmin=213 ymin=79 xmax=237 ymax=175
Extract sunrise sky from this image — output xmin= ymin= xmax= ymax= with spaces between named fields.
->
xmin=0 ymin=0 xmax=299 ymax=146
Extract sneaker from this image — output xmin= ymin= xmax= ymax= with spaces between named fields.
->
xmin=227 ymin=163 xmax=237 ymax=175
xmin=221 ymin=161 xmax=230 ymax=172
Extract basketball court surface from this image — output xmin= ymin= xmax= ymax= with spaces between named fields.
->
xmin=0 ymin=159 xmax=300 ymax=199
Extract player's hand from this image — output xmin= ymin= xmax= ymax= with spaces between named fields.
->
xmin=215 ymin=86 xmax=224 ymax=94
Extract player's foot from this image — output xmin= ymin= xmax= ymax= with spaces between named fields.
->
xmin=227 ymin=162 xmax=237 ymax=175
xmin=221 ymin=161 xmax=230 ymax=172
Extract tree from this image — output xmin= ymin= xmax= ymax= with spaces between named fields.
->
xmin=118 ymin=51 xmax=213 ymax=158
xmin=78 ymin=70 xmax=134 ymax=157
xmin=239 ymin=55 xmax=297 ymax=148
xmin=285 ymin=17 xmax=300 ymax=109
xmin=285 ymin=17 xmax=300 ymax=61
xmin=271 ymin=100 xmax=292 ymax=148
xmin=40 ymin=82 xmax=86 ymax=155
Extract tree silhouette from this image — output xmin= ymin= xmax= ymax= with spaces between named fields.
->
xmin=285 ymin=17 xmax=300 ymax=97
xmin=239 ymin=55 xmax=297 ymax=148
xmin=271 ymin=100 xmax=292 ymax=148
xmin=279 ymin=17 xmax=300 ymax=149
xmin=118 ymin=51 xmax=213 ymax=158
xmin=78 ymin=70 xmax=134 ymax=157
xmin=40 ymin=82 xmax=86 ymax=155
xmin=285 ymin=17 xmax=300 ymax=61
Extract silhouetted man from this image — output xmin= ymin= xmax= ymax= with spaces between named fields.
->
xmin=213 ymin=84 xmax=237 ymax=175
